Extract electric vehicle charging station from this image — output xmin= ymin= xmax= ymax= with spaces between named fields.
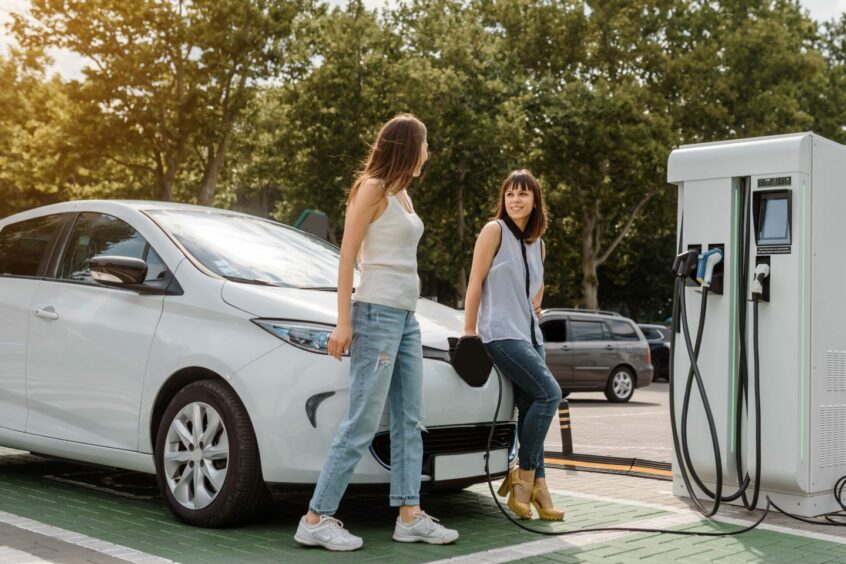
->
xmin=667 ymin=132 xmax=846 ymax=518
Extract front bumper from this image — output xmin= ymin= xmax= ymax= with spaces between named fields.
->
xmin=231 ymin=343 xmax=516 ymax=484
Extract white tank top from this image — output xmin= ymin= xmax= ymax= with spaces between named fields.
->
xmin=353 ymin=190 xmax=424 ymax=311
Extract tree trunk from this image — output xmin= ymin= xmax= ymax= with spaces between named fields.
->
xmin=579 ymin=188 xmax=658 ymax=310
xmin=155 ymin=152 xmax=172 ymax=201
xmin=581 ymin=207 xmax=599 ymax=309
xmin=456 ymin=165 xmax=468 ymax=306
xmin=582 ymin=256 xmax=599 ymax=310
xmin=197 ymin=134 xmax=229 ymax=206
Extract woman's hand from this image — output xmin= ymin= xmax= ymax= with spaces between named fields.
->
xmin=328 ymin=323 xmax=352 ymax=360
xmin=463 ymin=328 xmax=477 ymax=337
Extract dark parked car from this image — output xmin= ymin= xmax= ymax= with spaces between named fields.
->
xmin=539 ymin=309 xmax=653 ymax=402
xmin=639 ymin=324 xmax=671 ymax=381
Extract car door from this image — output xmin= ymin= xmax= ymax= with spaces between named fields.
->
xmin=0 ymin=214 xmax=66 ymax=431
xmin=607 ymin=318 xmax=641 ymax=368
xmin=568 ymin=318 xmax=615 ymax=389
xmin=540 ymin=317 xmax=571 ymax=390
xmin=26 ymin=212 xmax=168 ymax=450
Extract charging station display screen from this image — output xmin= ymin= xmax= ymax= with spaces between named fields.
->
xmin=758 ymin=196 xmax=790 ymax=244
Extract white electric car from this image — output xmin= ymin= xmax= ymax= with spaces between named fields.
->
xmin=0 ymin=201 xmax=515 ymax=526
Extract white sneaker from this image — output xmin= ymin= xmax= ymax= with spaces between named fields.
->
xmin=393 ymin=511 xmax=459 ymax=544
xmin=294 ymin=515 xmax=363 ymax=551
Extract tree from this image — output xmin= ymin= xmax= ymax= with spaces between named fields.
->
xmin=0 ymin=53 xmax=77 ymax=218
xmin=390 ymin=0 xmax=527 ymax=303
xmin=664 ymin=0 xmax=823 ymax=143
xmin=501 ymin=0 xmax=674 ymax=309
xmin=12 ymin=0 xmax=303 ymax=205
xmin=810 ymin=13 xmax=846 ymax=144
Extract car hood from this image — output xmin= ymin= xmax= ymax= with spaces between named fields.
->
xmin=221 ymin=283 xmax=464 ymax=351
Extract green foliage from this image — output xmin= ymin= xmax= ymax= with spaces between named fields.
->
xmin=0 ymin=55 xmax=76 ymax=218
xmin=11 ymin=0 xmax=303 ymax=204
xmin=0 ymin=0 xmax=839 ymax=320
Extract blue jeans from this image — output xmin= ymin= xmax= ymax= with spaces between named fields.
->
xmin=485 ymin=340 xmax=562 ymax=479
xmin=309 ymin=301 xmax=424 ymax=515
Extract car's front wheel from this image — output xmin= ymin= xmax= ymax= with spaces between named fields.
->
xmin=604 ymin=367 xmax=635 ymax=403
xmin=154 ymin=379 xmax=267 ymax=527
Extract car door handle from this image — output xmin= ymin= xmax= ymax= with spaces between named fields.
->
xmin=34 ymin=307 xmax=59 ymax=321
xmin=604 ymin=344 xmax=614 ymax=350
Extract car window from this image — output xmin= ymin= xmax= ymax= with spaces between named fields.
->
xmin=57 ymin=212 xmax=166 ymax=284
xmin=569 ymin=320 xmax=608 ymax=342
xmin=147 ymin=209 xmax=359 ymax=289
xmin=642 ymin=328 xmax=662 ymax=340
xmin=541 ymin=319 xmax=567 ymax=342
xmin=608 ymin=320 xmax=639 ymax=341
xmin=0 ymin=214 xmax=64 ymax=278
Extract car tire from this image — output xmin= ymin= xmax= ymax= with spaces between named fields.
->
xmin=154 ymin=379 xmax=268 ymax=527
xmin=604 ymin=367 xmax=635 ymax=403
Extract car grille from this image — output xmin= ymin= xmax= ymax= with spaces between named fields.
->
xmin=369 ymin=423 xmax=517 ymax=473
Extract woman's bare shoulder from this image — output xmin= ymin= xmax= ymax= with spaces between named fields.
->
xmin=480 ymin=220 xmax=502 ymax=236
xmin=477 ymin=220 xmax=502 ymax=247
xmin=354 ymin=178 xmax=386 ymax=206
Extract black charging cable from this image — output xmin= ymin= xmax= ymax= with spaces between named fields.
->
xmin=480 ymin=296 xmax=772 ymax=538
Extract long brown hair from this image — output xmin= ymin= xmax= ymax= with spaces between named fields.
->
xmin=494 ymin=169 xmax=548 ymax=244
xmin=347 ymin=114 xmax=428 ymax=205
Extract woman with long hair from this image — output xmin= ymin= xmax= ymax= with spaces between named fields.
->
xmin=294 ymin=114 xmax=459 ymax=551
xmin=463 ymin=170 xmax=565 ymax=521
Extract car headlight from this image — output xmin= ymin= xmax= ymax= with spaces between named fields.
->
xmin=252 ymin=319 xmax=343 ymax=356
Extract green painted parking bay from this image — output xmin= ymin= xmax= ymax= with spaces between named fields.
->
xmin=0 ymin=454 xmax=667 ymax=563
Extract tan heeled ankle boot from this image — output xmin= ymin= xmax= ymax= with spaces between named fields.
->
xmin=497 ymin=467 xmax=533 ymax=519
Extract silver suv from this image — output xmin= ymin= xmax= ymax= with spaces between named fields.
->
xmin=539 ymin=309 xmax=653 ymax=402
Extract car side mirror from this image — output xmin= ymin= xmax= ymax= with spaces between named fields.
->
xmin=90 ymin=255 xmax=147 ymax=286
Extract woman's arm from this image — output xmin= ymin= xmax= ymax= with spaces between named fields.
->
xmin=533 ymin=287 xmax=544 ymax=317
xmin=328 ymin=180 xmax=385 ymax=360
xmin=533 ymin=239 xmax=546 ymax=316
xmin=463 ymin=221 xmax=501 ymax=337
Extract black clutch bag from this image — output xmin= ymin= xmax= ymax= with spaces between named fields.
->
xmin=447 ymin=336 xmax=493 ymax=387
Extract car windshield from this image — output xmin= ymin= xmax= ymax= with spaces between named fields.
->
xmin=147 ymin=209 xmax=357 ymax=289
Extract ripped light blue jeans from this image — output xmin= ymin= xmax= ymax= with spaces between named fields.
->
xmin=309 ymin=301 xmax=424 ymax=515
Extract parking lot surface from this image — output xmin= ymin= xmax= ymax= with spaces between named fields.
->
xmin=3 ymin=384 xmax=846 ymax=563
xmin=546 ymin=382 xmax=672 ymax=463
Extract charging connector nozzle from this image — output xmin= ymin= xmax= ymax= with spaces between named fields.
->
xmin=673 ymin=250 xmax=700 ymax=279
xmin=751 ymin=263 xmax=770 ymax=297
xmin=697 ymin=248 xmax=724 ymax=287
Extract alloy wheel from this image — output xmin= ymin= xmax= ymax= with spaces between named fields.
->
xmin=612 ymin=371 xmax=633 ymax=399
xmin=163 ymin=401 xmax=229 ymax=510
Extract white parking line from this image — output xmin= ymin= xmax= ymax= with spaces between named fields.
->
xmin=438 ymin=485 xmax=846 ymax=563
xmin=570 ymin=444 xmax=673 ymax=451
xmin=428 ymin=512 xmax=703 ymax=563
xmin=0 ymin=546 xmax=52 ymax=564
xmin=545 ymin=486 xmax=846 ymax=546
xmin=569 ymin=411 xmax=669 ymax=419
xmin=434 ymin=490 xmax=846 ymax=564
xmin=0 ymin=511 xmax=172 ymax=564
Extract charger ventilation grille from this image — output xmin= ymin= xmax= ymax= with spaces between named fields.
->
xmin=818 ymin=405 xmax=846 ymax=468
xmin=826 ymin=351 xmax=846 ymax=392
